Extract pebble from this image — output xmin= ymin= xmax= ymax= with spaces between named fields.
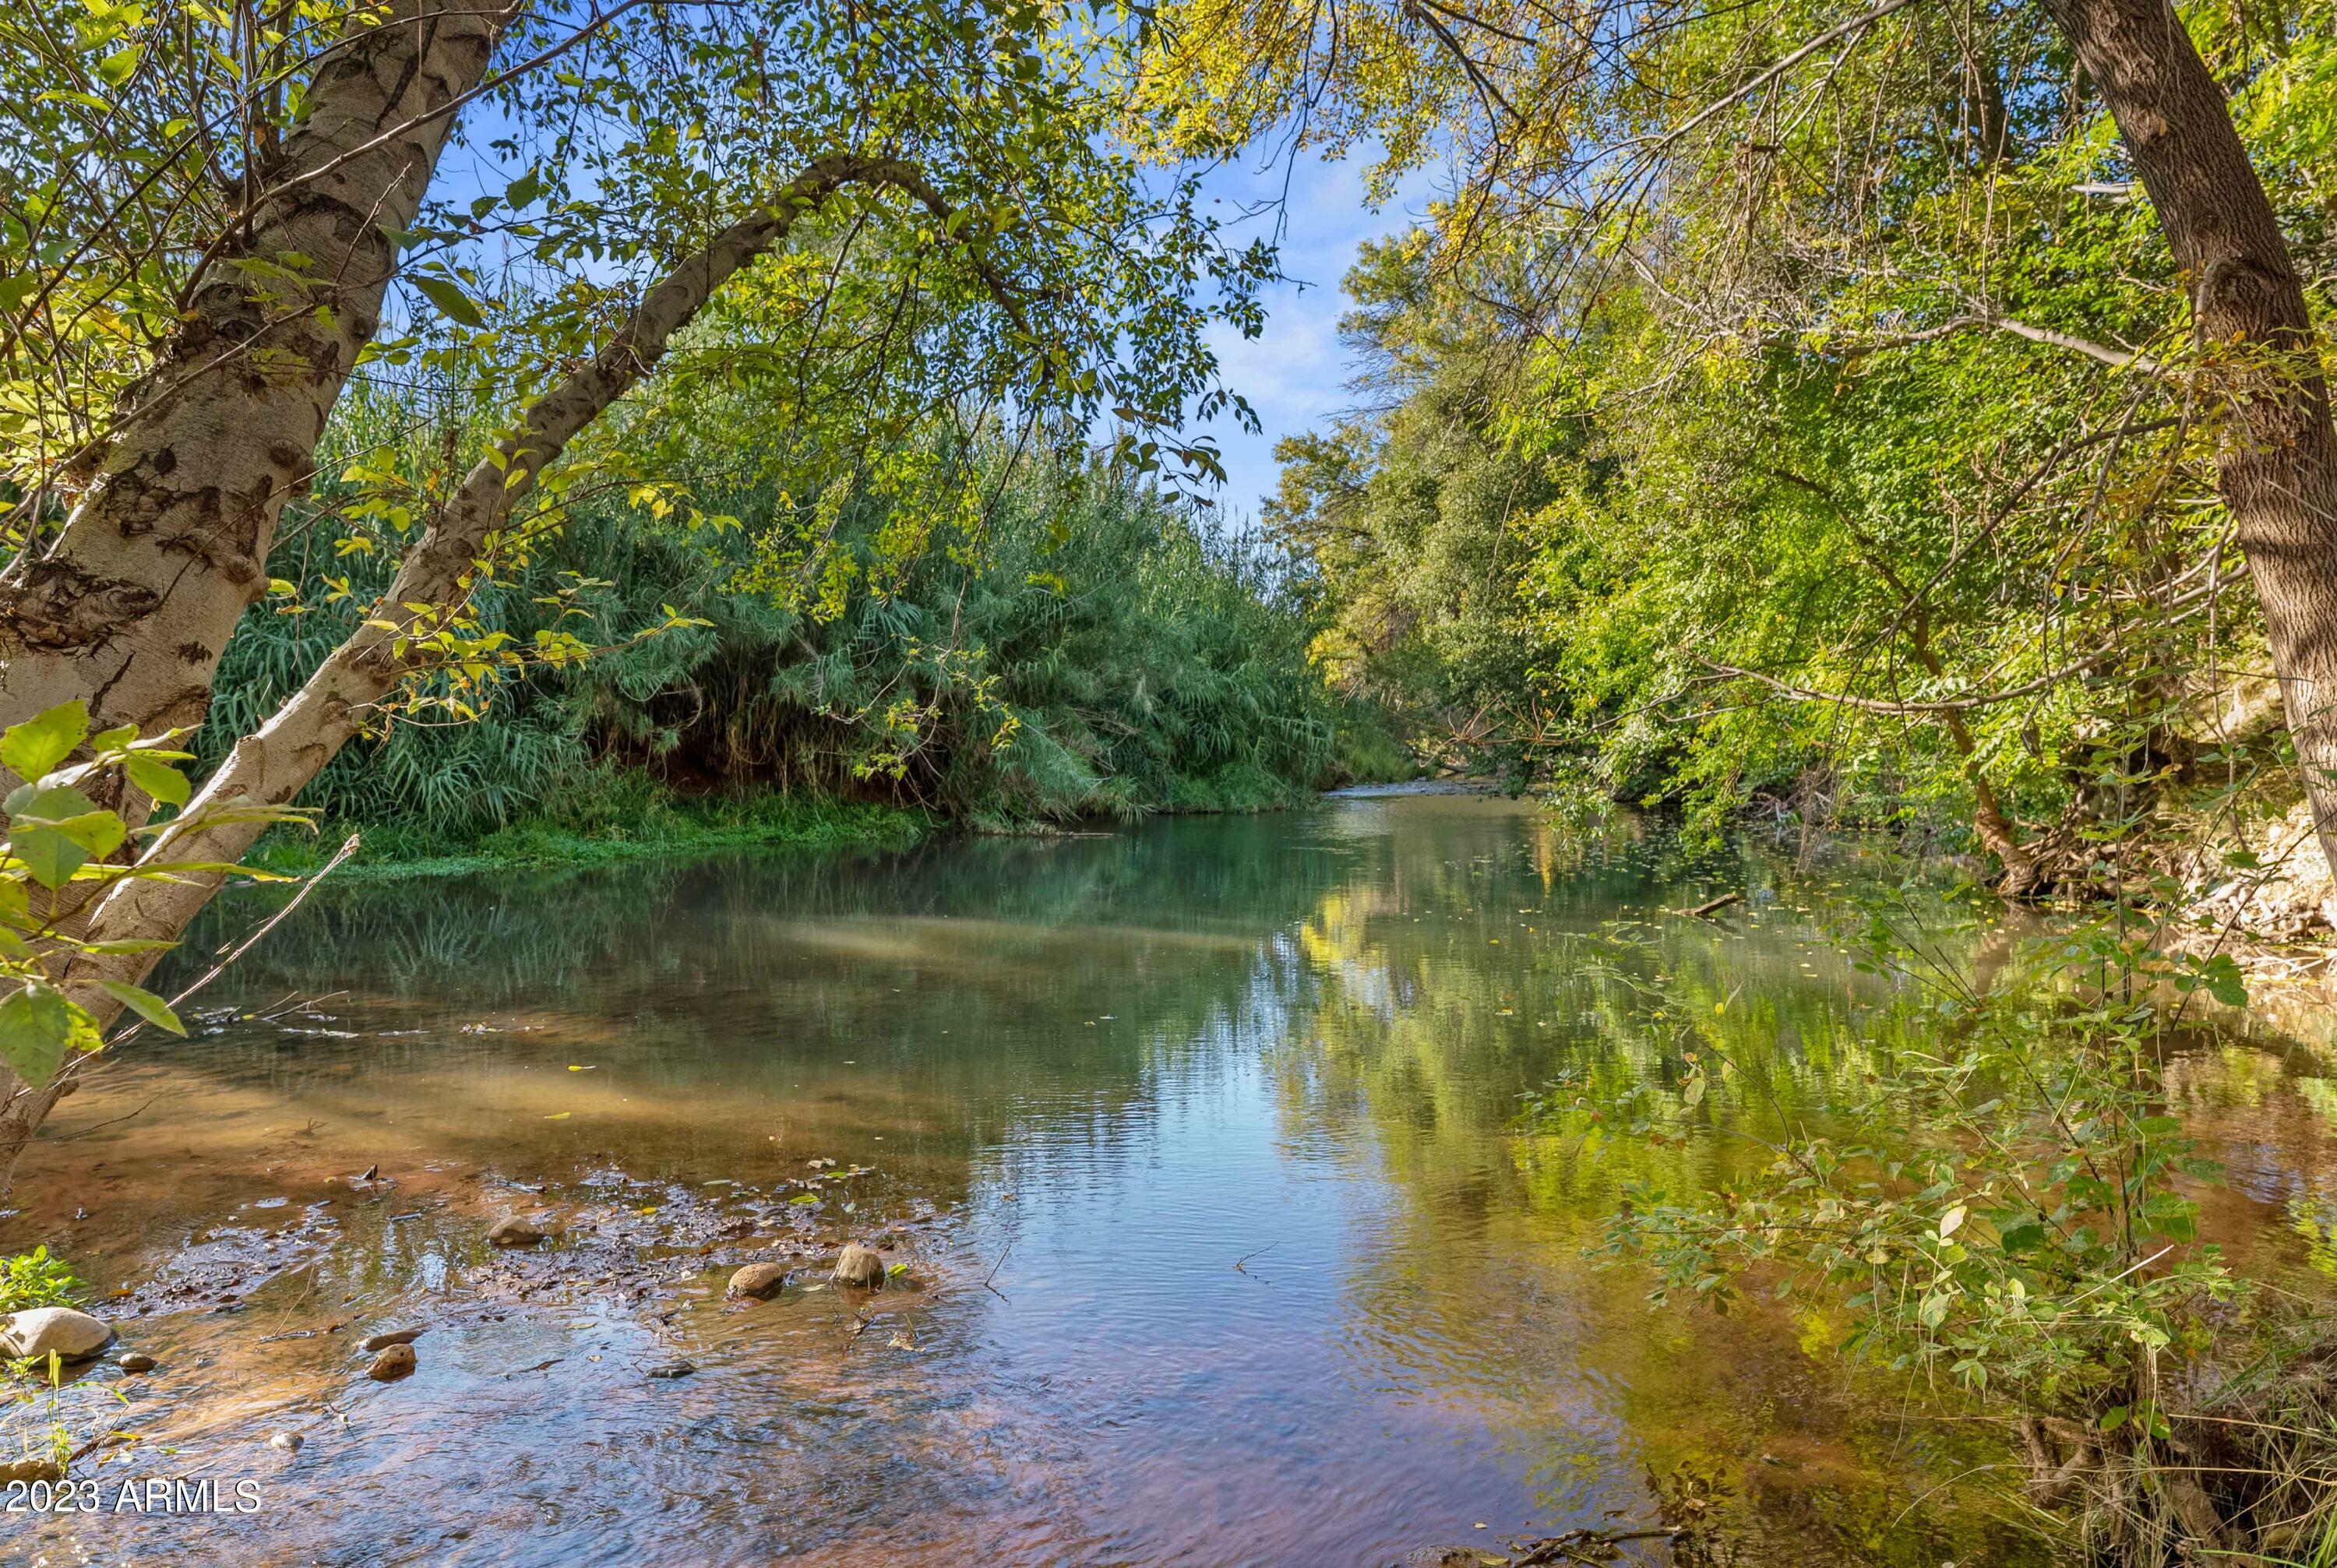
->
xmin=358 ymin=1327 xmax=424 ymax=1353
xmin=726 ymin=1263 xmax=788 ymax=1300
xmin=269 ymin=1432 xmax=302 ymax=1453
xmin=647 ymin=1360 xmax=696 ymax=1379
xmin=832 ymin=1244 xmax=886 ymax=1290
xmin=487 ymin=1216 xmax=550 ymax=1248
xmin=366 ymin=1344 xmax=417 ymax=1382
xmin=117 ymin=1352 xmax=157 ymax=1373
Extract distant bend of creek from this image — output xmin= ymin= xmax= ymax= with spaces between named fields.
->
xmin=5 ymin=791 xmax=2334 ymax=1566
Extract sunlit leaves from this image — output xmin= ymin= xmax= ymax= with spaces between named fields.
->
xmin=0 ymin=700 xmax=86 ymax=784
xmin=0 ymin=702 xmax=305 ymax=1086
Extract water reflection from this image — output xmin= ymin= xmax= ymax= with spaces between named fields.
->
xmin=9 ymin=797 xmax=2312 ymax=1564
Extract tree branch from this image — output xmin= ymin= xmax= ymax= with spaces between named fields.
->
xmin=65 ymin=152 xmax=1013 ymax=1001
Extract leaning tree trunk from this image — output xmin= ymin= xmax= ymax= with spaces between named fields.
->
xmin=0 ymin=155 xmax=979 ymax=1193
xmin=2041 ymin=0 xmax=2337 ymax=879
xmin=0 ymin=0 xmax=506 ymax=774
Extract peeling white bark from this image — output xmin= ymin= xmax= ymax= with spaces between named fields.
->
xmin=0 ymin=0 xmax=509 ymax=764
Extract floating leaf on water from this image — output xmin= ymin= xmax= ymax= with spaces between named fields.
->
xmin=545 ymin=1112 xmax=573 ymax=1121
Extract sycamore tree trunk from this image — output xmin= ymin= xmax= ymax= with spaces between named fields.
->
xmin=0 ymin=155 xmax=968 ymax=1193
xmin=2040 ymin=0 xmax=2337 ymax=879
xmin=0 ymin=0 xmax=506 ymax=777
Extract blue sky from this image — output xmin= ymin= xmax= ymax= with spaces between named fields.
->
xmin=1184 ymin=150 xmax=1437 ymax=528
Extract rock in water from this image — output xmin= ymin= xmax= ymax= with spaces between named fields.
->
xmin=647 ymin=1360 xmax=695 ymax=1379
xmin=486 ymin=1216 xmax=549 ymax=1248
xmin=366 ymin=1344 xmax=417 ymax=1382
xmin=268 ymin=1432 xmax=303 ymax=1453
xmin=832 ymin=1244 xmax=885 ymax=1290
xmin=359 ymin=1327 xmax=424 ymax=1353
xmin=726 ymin=1263 xmax=788 ymax=1300
xmin=0 ymin=1458 xmax=62 ymax=1485
xmin=2 ymin=1307 xmax=114 ymax=1361
xmin=117 ymin=1352 xmax=157 ymax=1373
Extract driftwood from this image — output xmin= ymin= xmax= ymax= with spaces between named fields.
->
xmin=1669 ymin=892 xmax=1743 ymax=919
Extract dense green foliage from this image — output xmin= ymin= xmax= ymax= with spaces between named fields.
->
xmin=1242 ymin=2 xmax=2337 ymax=890
xmin=204 ymin=440 xmax=1362 ymax=858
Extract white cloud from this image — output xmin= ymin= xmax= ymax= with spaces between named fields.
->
xmin=1187 ymin=149 xmax=1437 ymax=527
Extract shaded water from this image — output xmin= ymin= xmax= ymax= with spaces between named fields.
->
xmin=4 ymin=795 xmax=2331 ymax=1566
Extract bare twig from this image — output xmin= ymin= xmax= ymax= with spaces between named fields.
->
xmin=108 ymin=831 xmax=362 ymax=1049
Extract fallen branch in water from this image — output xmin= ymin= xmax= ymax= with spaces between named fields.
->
xmin=1232 ymin=1240 xmax=1281 ymax=1277
xmin=1669 ymin=893 xmax=1743 ymax=919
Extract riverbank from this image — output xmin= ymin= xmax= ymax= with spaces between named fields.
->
xmin=241 ymin=792 xmax=936 ymax=883
xmin=232 ymin=768 xmax=1426 ymax=884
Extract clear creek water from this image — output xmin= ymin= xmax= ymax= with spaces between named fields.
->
xmin=5 ymin=793 xmax=2332 ymax=1566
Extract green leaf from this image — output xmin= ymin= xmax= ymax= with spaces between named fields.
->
xmin=95 ymin=44 xmax=141 ymax=86
xmin=97 ymin=980 xmax=184 ymax=1037
xmin=0 ymin=985 xmax=75 ymax=1087
xmin=125 ymin=753 xmax=189 ymax=808
xmin=2 ymin=700 xmax=88 ymax=783
xmin=1995 ymin=1219 xmax=2045 ymax=1253
xmin=12 ymin=826 xmax=88 ymax=889
xmin=413 ymin=274 xmax=485 ymax=329
xmin=2099 ymin=1405 xmax=2128 ymax=1433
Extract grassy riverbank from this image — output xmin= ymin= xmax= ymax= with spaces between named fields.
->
xmin=245 ymin=789 xmax=936 ymax=883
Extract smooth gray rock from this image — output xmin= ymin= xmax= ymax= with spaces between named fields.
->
xmin=2 ymin=1306 xmax=113 ymax=1361
xmin=117 ymin=1352 xmax=157 ymax=1373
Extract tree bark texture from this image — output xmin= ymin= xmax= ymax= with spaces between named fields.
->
xmin=2042 ymin=0 xmax=2337 ymax=877
xmin=0 ymin=0 xmax=507 ymax=770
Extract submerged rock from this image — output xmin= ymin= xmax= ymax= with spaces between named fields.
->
xmin=832 ymin=1244 xmax=885 ymax=1291
xmin=487 ymin=1216 xmax=551 ymax=1248
xmin=2 ymin=1306 xmax=114 ymax=1362
xmin=726 ymin=1263 xmax=788 ymax=1300
xmin=358 ymin=1327 xmax=424 ymax=1353
xmin=116 ymin=1352 xmax=157 ymax=1373
xmin=647 ymin=1360 xmax=696 ymax=1379
xmin=0 ymin=1457 xmax=61 ymax=1485
xmin=365 ymin=1344 xmax=418 ymax=1382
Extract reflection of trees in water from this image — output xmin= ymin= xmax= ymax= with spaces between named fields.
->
xmin=1267 ymin=821 xmax=2046 ymax=1567
xmin=150 ymin=816 xmax=1370 ymax=1168
xmin=178 ymin=815 xmax=1348 ymax=999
